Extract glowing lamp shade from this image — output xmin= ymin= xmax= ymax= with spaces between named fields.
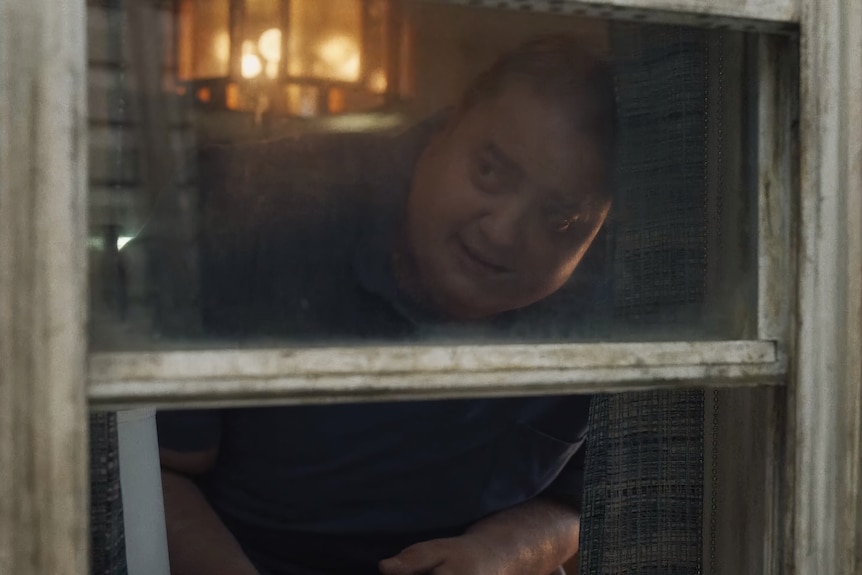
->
xmin=175 ymin=0 xmax=400 ymax=116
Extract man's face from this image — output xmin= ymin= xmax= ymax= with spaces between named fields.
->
xmin=405 ymin=81 xmax=611 ymax=320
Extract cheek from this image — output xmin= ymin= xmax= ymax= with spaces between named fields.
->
xmin=414 ymin=158 xmax=481 ymax=229
xmin=529 ymin=261 xmax=576 ymax=295
xmin=520 ymin=244 xmax=585 ymax=292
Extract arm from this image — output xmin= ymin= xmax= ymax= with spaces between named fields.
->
xmin=160 ymin=448 xmax=260 ymax=575
xmin=379 ymin=497 xmax=580 ymax=575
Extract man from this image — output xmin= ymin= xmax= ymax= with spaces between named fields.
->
xmin=158 ymin=35 xmax=616 ymax=575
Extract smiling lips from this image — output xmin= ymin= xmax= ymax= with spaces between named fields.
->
xmin=456 ymin=237 xmax=511 ymax=275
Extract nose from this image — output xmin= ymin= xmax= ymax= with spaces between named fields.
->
xmin=476 ymin=197 xmax=526 ymax=250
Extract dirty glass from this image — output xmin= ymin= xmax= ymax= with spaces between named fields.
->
xmin=88 ymin=0 xmax=764 ymax=351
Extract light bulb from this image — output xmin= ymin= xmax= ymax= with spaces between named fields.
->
xmin=258 ymin=28 xmax=282 ymax=62
xmin=242 ymin=54 xmax=263 ymax=78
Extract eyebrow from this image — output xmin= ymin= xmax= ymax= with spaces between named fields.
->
xmin=484 ymin=141 xmax=610 ymax=215
xmin=486 ymin=141 xmax=583 ymax=203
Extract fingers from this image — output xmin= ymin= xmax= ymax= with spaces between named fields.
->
xmin=379 ymin=540 xmax=448 ymax=575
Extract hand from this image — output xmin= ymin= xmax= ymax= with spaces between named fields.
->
xmin=378 ymin=534 xmax=508 ymax=575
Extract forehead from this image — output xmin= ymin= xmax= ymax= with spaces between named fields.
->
xmin=453 ymin=82 xmax=608 ymax=202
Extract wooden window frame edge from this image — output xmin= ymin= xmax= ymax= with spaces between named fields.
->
xmin=0 ymin=0 xmax=90 ymax=573
xmin=88 ymin=340 xmax=785 ymax=410
xmin=89 ymin=340 xmax=778 ymax=379
xmin=791 ymin=0 xmax=862 ymax=573
xmin=418 ymin=0 xmax=799 ymax=33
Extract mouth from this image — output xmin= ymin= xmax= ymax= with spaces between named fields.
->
xmin=456 ymin=237 xmax=511 ymax=275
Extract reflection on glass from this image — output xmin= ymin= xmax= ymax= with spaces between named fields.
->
xmin=89 ymin=2 xmax=759 ymax=351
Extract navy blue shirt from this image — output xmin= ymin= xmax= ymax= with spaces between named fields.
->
xmin=157 ymin=119 xmax=592 ymax=575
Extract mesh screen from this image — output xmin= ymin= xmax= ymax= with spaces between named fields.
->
xmin=88 ymin=1 xmax=131 ymax=572
xmin=578 ymin=24 xmax=713 ymax=575
xmin=580 ymin=392 xmax=705 ymax=574
xmin=611 ymin=26 xmax=709 ymax=322
xmin=89 ymin=413 xmax=128 ymax=575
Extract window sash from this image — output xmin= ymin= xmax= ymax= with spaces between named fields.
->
xmin=701 ymin=33 xmax=798 ymax=575
xmin=419 ymin=0 xmax=799 ymax=32
xmin=756 ymin=34 xmax=796 ymax=347
xmin=88 ymin=341 xmax=783 ymax=410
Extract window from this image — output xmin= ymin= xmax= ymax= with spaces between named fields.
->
xmin=1 ymin=0 xmax=860 ymax=574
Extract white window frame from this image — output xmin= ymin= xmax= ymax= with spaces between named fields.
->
xmin=1 ymin=0 xmax=860 ymax=573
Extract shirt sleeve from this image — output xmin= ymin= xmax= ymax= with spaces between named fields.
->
xmin=541 ymin=437 xmax=587 ymax=513
xmin=156 ymin=409 xmax=224 ymax=453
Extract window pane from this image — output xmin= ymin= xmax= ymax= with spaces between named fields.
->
xmin=88 ymin=1 xmax=768 ymax=351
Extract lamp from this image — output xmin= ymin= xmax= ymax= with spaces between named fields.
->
xmin=175 ymin=0 xmax=402 ymax=117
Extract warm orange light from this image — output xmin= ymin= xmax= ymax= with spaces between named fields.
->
xmin=368 ymin=68 xmax=387 ymax=94
xmin=226 ymin=82 xmax=241 ymax=110
xmin=258 ymin=28 xmax=282 ymax=62
xmin=317 ymin=35 xmax=360 ymax=81
xmin=196 ymin=86 xmax=212 ymax=103
xmin=241 ymin=54 xmax=263 ymax=78
xmin=180 ymin=0 xmax=399 ymax=115
xmin=327 ymin=88 xmax=346 ymax=114
xmin=265 ymin=61 xmax=279 ymax=79
xmin=178 ymin=0 xmax=230 ymax=80
xmin=213 ymin=32 xmax=231 ymax=67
